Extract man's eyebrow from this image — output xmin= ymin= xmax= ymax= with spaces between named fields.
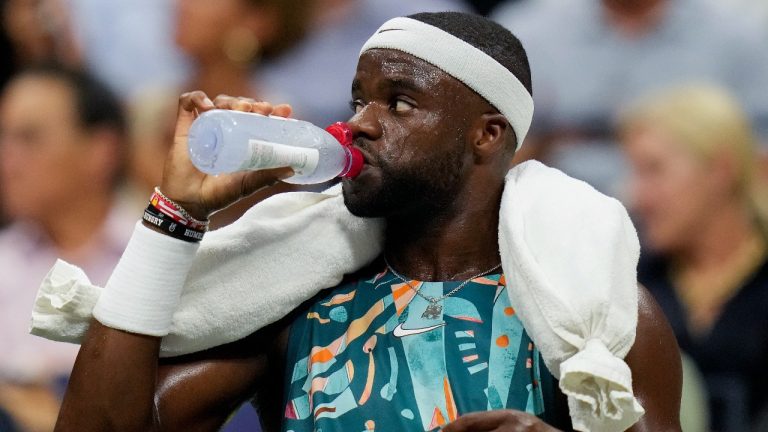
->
xmin=351 ymin=76 xmax=427 ymax=97
xmin=381 ymin=77 xmax=426 ymax=94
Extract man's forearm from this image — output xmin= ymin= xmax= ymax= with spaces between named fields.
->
xmin=55 ymin=320 xmax=162 ymax=431
xmin=53 ymin=220 xmax=197 ymax=431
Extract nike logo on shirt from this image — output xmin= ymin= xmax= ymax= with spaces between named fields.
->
xmin=392 ymin=322 xmax=446 ymax=337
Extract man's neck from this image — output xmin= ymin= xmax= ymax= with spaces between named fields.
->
xmin=383 ymin=182 xmax=503 ymax=282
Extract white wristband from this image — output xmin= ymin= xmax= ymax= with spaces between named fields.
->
xmin=93 ymin=221 xmax=199 ymax=336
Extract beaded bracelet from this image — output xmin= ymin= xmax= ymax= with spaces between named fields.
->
xmin=150 ymin=187 xmax=209 ymax=231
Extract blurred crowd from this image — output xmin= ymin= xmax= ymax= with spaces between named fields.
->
xmin=0 ymin=0 xmax=766 ymax=431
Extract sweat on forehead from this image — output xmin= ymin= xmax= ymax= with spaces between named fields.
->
xmin=354 ymin=49 xmax=456 ymax=91
xmin=359 ymin=13 xmax=534 ymax=150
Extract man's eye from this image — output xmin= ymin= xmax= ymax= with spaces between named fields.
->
xmin=393 ymin=99 xmax=414 ymax=113
xmin=349 ymin=100 xmax=364 ymax=114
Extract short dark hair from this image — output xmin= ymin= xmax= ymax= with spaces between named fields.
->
xmin=13 ymin=63 xmax=127 ymax=187
xmin=17 ymin=62 xmax=126 ymax=135
xmin=407 ymin=11 xmax=532 ymax=96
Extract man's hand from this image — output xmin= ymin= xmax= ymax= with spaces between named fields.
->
xmin=443 ymin=410 xmax=561 ymax=432
xmin=160 ymin=91 xmax=295 ymax=220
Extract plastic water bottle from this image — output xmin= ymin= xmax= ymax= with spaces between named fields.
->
xmin=187 ymin=109 xmax=363 ymax=184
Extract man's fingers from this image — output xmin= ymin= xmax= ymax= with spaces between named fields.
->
xmin=444 ymin=410 xmax=556 ymax=432
xmin=212 ymin=94 xmax=233 ymax=108
xmin=213 ymin=94 xmax=245 ymax=110
xmin=212 ymin=95 xmax=271 ymax=113
xmin=250 ymin=101 xmax=274 ymax=115
xmin=208 ymin=95 xmax=290 ymax=117
xmin=443 ymin=410 xmax=510 ymax=432
xmin=179 ymin=90 xmax=214 ymax=113
xmin=272 ymin=103 xmax=293 ymax=118
xmin=175 ymin=91 xmax=214 ymax=140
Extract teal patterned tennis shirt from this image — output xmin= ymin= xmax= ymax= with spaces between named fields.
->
xmin=282 ymin=267 xmax=560 ymax=431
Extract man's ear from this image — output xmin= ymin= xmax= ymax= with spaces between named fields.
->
xmin=470 ymin=112 xmax=510 ymax=163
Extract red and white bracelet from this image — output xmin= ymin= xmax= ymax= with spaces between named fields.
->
xmin=143 ymin=188 xmax=209 ymax=243
xmin=150 ymin=187 xmax=209 ymax=231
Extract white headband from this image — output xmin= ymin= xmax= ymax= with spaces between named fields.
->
xmin=360 ymin=17 xmax=534 ymax=150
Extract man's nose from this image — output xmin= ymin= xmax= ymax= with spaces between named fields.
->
xmin=347 ymin=103 xmax=383 ymax=142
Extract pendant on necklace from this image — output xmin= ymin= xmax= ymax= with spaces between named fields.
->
xmin=422 ymin=302 xmax=443 ymax=319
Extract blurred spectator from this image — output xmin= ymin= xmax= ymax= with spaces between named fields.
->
xmin=493 ymin=0 xmax=768 ymax=196
xmin=0 ymin=406 xmax=17 ymax=432
xmin=680 ymin=353 xmax=710 ymax=432
xmin=0 ymin=383 xmax=61 ymax=432
xmin=621 ymin=85 xmax=768 ymax=431
xmin=0 ymin=63 xmax=133 ymax=430
xmin=1 ymin=0 xmax=81 ymax=69
xmin=123 ymin=87 xmax=178 ymax=211
xmin=0 ymin=1 xmax=16 ymax=90
xmin=0 ymin=0 xmax=83 ymax=228
xmin=175 ymin=0 xmax=313 ymax=99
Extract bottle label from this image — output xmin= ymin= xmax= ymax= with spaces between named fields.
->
xmin=241 ymin=139 xmax=320 ymax=176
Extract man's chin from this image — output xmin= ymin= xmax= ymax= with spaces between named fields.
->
xmin=342 ymin=194 xmax=383 ymax=218
xmin=341 ymin=181 xmax=386 ymax=218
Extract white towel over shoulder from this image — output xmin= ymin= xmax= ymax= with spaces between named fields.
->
xmin=32 ymin=160 xmax=644 ymax=431
xmin=33 ymin=186 xmax=385 ymax=355
xmin=500 ymin=162 xmax=644 ymax=431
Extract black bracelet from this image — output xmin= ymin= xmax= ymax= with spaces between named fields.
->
xmin=143 ymin=204 xmax=205 ymax=243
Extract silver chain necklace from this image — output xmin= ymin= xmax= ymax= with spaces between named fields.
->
xmin=383 ymin=256 xmax=502 ymax=319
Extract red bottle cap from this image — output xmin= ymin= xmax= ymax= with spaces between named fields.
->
xmin=341 ymin=146 xmax=364 ymax=179
xmin=325 ymin=122 xmax=353 ymax=147
xmin=327 ymin=122 xmax=362 ymax=179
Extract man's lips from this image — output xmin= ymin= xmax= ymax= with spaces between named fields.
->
xmin=344 ymin=145 xmax=378 ymax=183
xmin=352 ymin=145 xmax=377 ymax=167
